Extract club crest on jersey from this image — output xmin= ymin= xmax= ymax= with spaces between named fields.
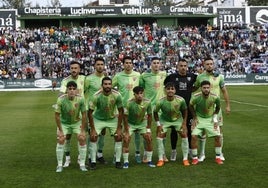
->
xmin=187 ymin=77 xmax=191 ymax=81
xmin=133 ymin=77 xmax=137 ymax=81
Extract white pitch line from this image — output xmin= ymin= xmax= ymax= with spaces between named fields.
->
xmin=230 ymin=100 xmax=268 ymax=108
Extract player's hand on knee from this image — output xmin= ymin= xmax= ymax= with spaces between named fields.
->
xmin=57 ymin=131 xmax=65 ymax=144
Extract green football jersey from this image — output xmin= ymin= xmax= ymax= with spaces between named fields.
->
xmin=60 ymin=75 xmax=85 ymax=97
xmin=154 ymin=95 xmax=187 ymax=122
xmin=190 ymin=92 xmax=221 ymax=118
xmin=89 ymin=89 xmax=123 ymax=120
xmin=194 ymin=72 xmax=225 ymax=97
xmin=139 ymin=71 xmax=166 ymax=106
xmin=112 ymin=71 xmax=140 ymax=106
xmin=84 ymin=73 xmax=105 ymax=105
xmin=124 ymin=98 xmax=152 ymax=125
xmin=55 ymin=94 xmax=86 ymax=124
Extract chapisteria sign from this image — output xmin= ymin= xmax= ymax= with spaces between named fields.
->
xmin=17 ymin=6 xmax=213 ymax=16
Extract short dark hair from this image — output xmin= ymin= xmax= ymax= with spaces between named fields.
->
xmin=70 ymin=61 xmax=81 ymax=67
xmin=201 ymin=80 xmax=211 ymax=86
xmin=123 ymin=56 xmax=132 ymax=64
xmin=102 ymin=76 xmax=112 ymax=85
xmin=178 ymin=58 xmax=187 ymax=63
xmin=164 ymin=82 xmax=175 ymax=89
xmin=66 ymin=81 xmax=77 ymax=88
xmin=94 ymin=57 xmax=105 ymax=65
xmin=203 ymin=57 xmax=214 ymax=62
xmin=151 ymin=56 xmax=160 ymax=61
xmin=133 ymin=86 xmax=144 ymax=94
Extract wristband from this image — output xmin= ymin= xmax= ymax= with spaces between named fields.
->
xmin=213 ymin=114 xmax=218 ymax=123
xmin=146 ymin=128 xmax=151 ymax=133
xmin=156 ymin=121 xmax=161 ymax=126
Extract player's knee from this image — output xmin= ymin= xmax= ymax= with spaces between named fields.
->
xmin=57 ymin=136 xmax=65 ymax=145
xmin=114 ymin=134 xmax=122 ymax=142
xmin=78 ymin=134 xmax=86 ymax=143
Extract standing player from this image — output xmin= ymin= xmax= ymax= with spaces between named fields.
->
xmin=164 ymin=59 xmax=197 ymax=161
xmin=59 ymin=61 xmax=85 ymax=167
xmin=153 ymin=82 xmax=190 ymax=167
xmin=189 ymin=80 xmax=223 ymax=165
xmin=55 ymin=81 xmax=87 ymax=172
xmin=84 ymin=57 xmax=107 ymax=165
xmin=122 ymin=86 xmax=155 ymax=168
xmin=139 ymin=56 xmax=167 ymax=163
xmin=112 ymin=56 xmax=142 ymax=163
xmin=194 ymin=57 xmax=230 ymax=162
xmin=88 ymin=77 xmax=124 ymax=169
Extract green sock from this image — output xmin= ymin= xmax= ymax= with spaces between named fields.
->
xmin=78 ymin=144 xmax=87 ymax=166
xmin=157 ymin=138 xmax=164 ymax=160
xmin=134 ymin=132 xmax=141 ymax=154
xmin=97 ymin=135 xmax=105 ymax=151
xmin=215 ymin=147 xmax=221 ymax=156
xmin=56 ymin=143 xmax=64 ymax=166
xmin=90 ymin=142 xmax=97 ymax=163
xmin=181 ymin=138 xmax=189 ymax=160
xmin=123 ymin=153 xmax=129 ymax=163
xmin=199 ymin=136 xmax=206 ymax=156
xmin=115 ymin=142 xmax=122 ymax=162
xmin=192 ymin=148 xmax=198 ymax=158
xmin=146 ymin=151 xmax=153 ymax=162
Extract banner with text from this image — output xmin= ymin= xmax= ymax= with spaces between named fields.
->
xmin=0 ymin=9 xmax=16 ymax=30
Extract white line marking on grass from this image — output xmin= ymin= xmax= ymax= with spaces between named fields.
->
xmin=230 ymin=100 xmax=268 ymax=108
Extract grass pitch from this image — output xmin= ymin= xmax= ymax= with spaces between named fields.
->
xmin=0 ymin=85 xmax=267 ymax=188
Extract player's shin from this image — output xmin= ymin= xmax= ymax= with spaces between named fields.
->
xmin=181 ymin=138 xmax=189 ymax=160
xmin=56 ymin=143 xmax=64 ymax=167
xmin=115 ymin=142 xmax=122 ymax=162
xmin=89 ymin=142 xmax=97 ymax=163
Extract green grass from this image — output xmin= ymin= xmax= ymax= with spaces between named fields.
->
xmin=0 ymin=85 xmax=268 ymax=188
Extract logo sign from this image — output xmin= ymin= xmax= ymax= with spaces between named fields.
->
xmin=170 ymin=6 xmax=212 ymax=14
xmin=18 ymin=7 xmax=61 ymax=16
xmin=217 ymin=8 xmax=245 ymax=29
xmin=34 ymin=79 xmax=52 ymax=88
xmin=0 ymin=9 xmax=16 ymax=30
xmin=250 ymin=7 xmax=268 ymax=25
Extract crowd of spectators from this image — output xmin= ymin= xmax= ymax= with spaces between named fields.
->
xmin=0 ymin=22 xmax=268 ymax=80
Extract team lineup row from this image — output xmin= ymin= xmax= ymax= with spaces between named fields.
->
xmin=54 ymin=56 xmax=231 ymax=172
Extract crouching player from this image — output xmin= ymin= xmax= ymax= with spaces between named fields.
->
xmin=189 ymin=80 xmax=223 ymax=165
xmin=54 ymin=81 xmax=88 ymax=172
xmin=122 ymin=86 xmax=155 ymax=168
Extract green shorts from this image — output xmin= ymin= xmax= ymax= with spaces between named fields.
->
xmin=160 ymin=117 xmax=183 ymax=133
xmin=191 ymin=116 xmax=220 ymax=137
xmin=61 ymin=121 xmax=82 ymax=135
xmin=93 ymin=117 xmax=118 ymax=136
xmin=128 ymin=122 xmax=147 ymax=135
